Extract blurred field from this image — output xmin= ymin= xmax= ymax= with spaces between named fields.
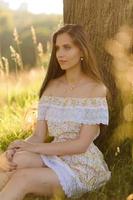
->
xmin=0 ymin=68 xmax=45 ymax=150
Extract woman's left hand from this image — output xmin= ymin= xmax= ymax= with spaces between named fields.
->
xmin=7 ymin=140 xmax=35 ymax=152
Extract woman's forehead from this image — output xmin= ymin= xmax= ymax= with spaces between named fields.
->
xmin=55 ymin=33 xmax=74 ymax=45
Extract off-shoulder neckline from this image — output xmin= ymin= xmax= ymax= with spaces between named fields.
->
xmin=41 ymin=95 xmax=107 ymax=100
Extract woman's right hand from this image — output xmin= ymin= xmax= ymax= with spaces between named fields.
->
xmin=0 ymin=151 xmax=17 ymax=172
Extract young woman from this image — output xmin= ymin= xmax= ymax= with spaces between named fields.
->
xmin=0 ymin=24 xmax=111 ymax=200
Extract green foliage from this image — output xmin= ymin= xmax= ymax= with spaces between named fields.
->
xmin=0 ymin=9 xmax=14 ymax=32
xmin=20 ymin=27 xmax=50 ymax=66
xmin=0 ymin=130 xmax=31 ymax=151
xmin=0 ymin=6 xmax=62 ymax=70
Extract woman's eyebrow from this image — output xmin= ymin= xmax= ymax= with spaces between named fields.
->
xmin=55 ymin=43 xmax=71 ymax=47
xmin=63 ymin=44 xmax=71 ymax=46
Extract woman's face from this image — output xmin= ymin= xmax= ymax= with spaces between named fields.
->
xmin=55 ymin=33 xmax=82 ymax=70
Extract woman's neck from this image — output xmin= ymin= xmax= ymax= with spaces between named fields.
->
xmin=65 ymin=67 xmax=86 ymax=84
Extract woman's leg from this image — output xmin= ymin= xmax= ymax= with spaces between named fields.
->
xmin=0 ymin=170 xmax=16 ymax=191
xmin=12 ymin=150 xmax=46 ymax=168
xmin=0 ymin=150 xmax=46 ymax=191
xmin=0 ymin=167 xmax=65 ymax=200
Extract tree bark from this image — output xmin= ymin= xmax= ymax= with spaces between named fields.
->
xmin=63 ymin=0 xmax=133 ymax=150
xmin=63 ymin=0 xmax=133 ymax=63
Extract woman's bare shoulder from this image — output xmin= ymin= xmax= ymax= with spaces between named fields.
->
xmin=84 ymin=79 xmax=108 ymax=98
xmin=90 ymin=82 xmax=107 ymax=98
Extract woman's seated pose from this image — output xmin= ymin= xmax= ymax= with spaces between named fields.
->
xmin=0 ymin=24 xmax=111 ymax=200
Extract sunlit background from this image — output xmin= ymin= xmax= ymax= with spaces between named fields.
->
xmin=2 ymin=0 xmax=63 ymax=14
xmin=0 ymin=0 xmax=63 ymax=70
xmin=0 ymin=0 xmax=63 ymax=138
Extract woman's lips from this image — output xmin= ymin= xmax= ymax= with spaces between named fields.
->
xmin=58 ymin=60 xmax=67 ymax=64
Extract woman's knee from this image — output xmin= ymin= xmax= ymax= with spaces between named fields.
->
xmin=12 ymin=151 xmax=30 ymax=168
xmin=12 ymin=151 xmax=43 ymax=169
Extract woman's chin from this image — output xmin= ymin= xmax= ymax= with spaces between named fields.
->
xmin=60 ymin=65 xmax=69 ymax=70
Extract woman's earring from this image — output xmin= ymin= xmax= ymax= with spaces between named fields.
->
xmin=80 ymin=57 xmax=84 ymax=61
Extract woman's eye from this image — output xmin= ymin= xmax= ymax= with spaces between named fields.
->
xmin=65 ymin=46 xmax=71 ymax=50
xmin=55 ymin=46 xmax=71 ymax=51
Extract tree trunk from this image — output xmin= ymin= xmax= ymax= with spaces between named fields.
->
xmin=63 ymin=0 xmax=133 ymax=69
xmin=63 ymin=0 xmax=133 ymax=150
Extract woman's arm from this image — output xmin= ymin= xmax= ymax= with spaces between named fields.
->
xmin=33 ymin=124 xmax=99 ymax=155
xmin=6 ymin=120 xmax=48 ymax=162
xmin=25 ymin=120 xmax=48 ymax=143
xmin=7 ymin=120 xmax=48 ymax=154
xmin=8 ymin=124 xmax=99 ymax=156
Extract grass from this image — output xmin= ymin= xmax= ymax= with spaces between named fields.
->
xmin=0 ymin=69 xmax=133 ymax=200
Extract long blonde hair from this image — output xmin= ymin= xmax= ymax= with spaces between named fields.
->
xmin=39 ymin=24 xmax=103 ymax=98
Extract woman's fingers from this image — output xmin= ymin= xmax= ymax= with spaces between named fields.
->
xmin=6 ymin=149 xmax=16 ymax=161
xmin=8 ymin=140 xmax=23 ymax=150
xmin=8 ymin=162 xmax=17 ymax=171
xmin=2 ymin=160 xmax=17 ymax=172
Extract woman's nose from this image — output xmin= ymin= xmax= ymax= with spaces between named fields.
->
xmin=57 ymin=49 xmax=65 ymax=58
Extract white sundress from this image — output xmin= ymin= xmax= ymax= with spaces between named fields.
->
xmin=37 ymin=95 xmax=111 ymax=199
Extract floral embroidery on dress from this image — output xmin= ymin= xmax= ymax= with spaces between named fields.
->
xmin=37 ymin=95 xmax=109 ymax=125
xmin=38 ymin=96 xmax=111 ymax=199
